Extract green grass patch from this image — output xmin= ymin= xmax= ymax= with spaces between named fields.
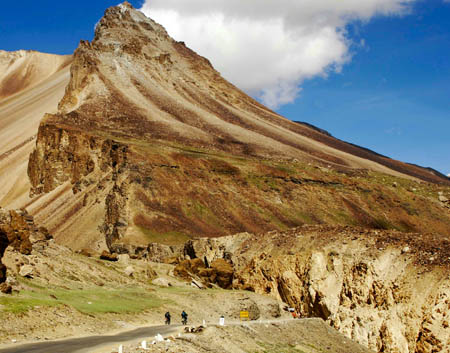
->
xmin=0 ymin=287 xmax=166 ymax=314
xmin=0 ymin=292 xmax=58 ymax=313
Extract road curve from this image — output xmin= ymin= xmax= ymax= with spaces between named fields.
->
xmin=0 ymin=324 xmax=180 ymax=353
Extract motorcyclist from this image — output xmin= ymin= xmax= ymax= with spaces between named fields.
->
xmin=165 ymin=311 xmax=171 ymax=325
xmin=181 ymin=310 xmax=188 ymax=325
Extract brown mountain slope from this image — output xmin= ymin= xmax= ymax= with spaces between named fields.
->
xmin=0 ymin=51 xmax=71 ymax=209
xmin=0 ymin=50 xmax=71 ymax=100
xmin=25 ymin=2 xmax=450 ymax=250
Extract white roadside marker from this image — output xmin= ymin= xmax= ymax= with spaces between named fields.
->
xmin=118 ymin=344 xmax=123 ymax=353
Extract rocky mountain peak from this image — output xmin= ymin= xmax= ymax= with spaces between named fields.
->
xmin=93 ymin=1 xmax=168 ymax=41
xmin=56 ymin=1 xmax=215 ymax=121
xmin=27 ymin=3 xmax=450 ymax=255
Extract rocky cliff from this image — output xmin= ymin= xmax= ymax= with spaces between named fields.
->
xmin=25 ymin=3 xmax=450 ymax=251
xmin=179 ymin=226 xmax=450 ymax=353
xmin=0 ymin=207 xmax=52 ymax=292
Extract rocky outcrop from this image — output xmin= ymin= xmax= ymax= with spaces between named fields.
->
xmin=0 ymin=207 xmax=52 ymax=286
xmin=173 ymin=257 xmax=234 ymax=289
xmin=180 ymin=226 xmax=450 ymax=353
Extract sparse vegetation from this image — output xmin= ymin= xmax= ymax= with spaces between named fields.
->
xmin=0 ymin=286 xmax=166 ymax=314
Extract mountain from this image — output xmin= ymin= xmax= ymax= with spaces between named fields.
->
xmin=0 ymin=50 xmax=71 ymax=209
xmin=0 ymin=2 xmax=449 ymax=251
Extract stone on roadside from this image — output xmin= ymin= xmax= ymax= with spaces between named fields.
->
xmin=124 ymin=265 xmax=134 ymax=277
xmin=191 ymin=279 xmax=204 ymax=289
xmin=0 ymin=282 xmax=12 ymax=294
xmin=438 ymin=195 xmax=449 ymax=203
xmin=100 ymin=250 xmax=118 ymax=261
xmin=118 ymin=254 xmax=130 ymax=265
xmin=19 ymin=264 xmax=34 ymax=278
xmin=78 ymin=248 xmax=94 ymax=257
xmin=152 ymin=277 xmax=171 ymax=287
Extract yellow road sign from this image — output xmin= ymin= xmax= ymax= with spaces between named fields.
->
xmin=240 ymin=311 xmax=249 ymax=321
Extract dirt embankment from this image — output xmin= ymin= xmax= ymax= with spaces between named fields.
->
xmin=111 ymin=319 xmax=373 ymax=353
xmin=172 ymin=226 xmax=450 ymax=353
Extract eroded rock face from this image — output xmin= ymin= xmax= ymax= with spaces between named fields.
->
xmin=182 ymin=226 xmax=450 ymax=353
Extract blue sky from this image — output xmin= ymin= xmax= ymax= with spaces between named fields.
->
xmin=279 ymin=0 xmax=450 ymax=176
xmin=1 ymin=0 xmax=449 ymax=175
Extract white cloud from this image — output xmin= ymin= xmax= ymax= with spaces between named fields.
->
xmin=141 ymin=0 xmax=416 ymax=109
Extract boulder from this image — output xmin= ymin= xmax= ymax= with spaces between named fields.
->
xmin=100 ymin=250 xmax=118 ymax=261
xmin=191 ymin=279 xmax=205 ymax=289
xmin=124 ymin=265 xmax=134 ymax=277
xmin=78 ymin=248 xmax=95 ymax=257
xmin=0 ymin=282 xmax=12 ymax=294
xmin=118 ymin=254 xmax=130 ymax=264
xmin=152 ymin=277 xmax=172 ymax=287
xmin=19 ymin=264 xmax=34 ymax=278
xmin=238 ymin=298 xmax=260 ymax=320
xmin=438 ymin=195 xmax=449 ymax=203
